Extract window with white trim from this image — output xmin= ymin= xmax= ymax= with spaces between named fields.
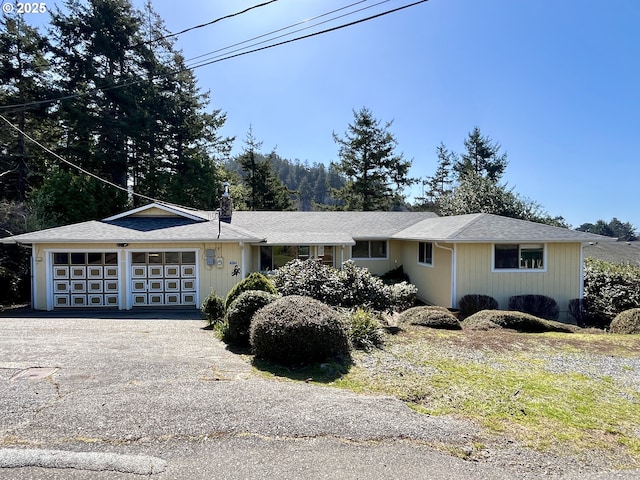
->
xmin=418 ymin=242 xmax=433 ymax=265
xmin=352 ymin=240 xmax=387 ymax=259
xmin=494 ymin=243 xmax=544 ymax=270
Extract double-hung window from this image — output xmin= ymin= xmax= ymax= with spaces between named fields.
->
xmin=418 ymin=242 xmax=433 ymax=265
xmin=494 ymin=243 xmax=545 ymax=270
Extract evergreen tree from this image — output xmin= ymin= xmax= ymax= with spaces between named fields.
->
xmin=237 ymin=128 xmax=292 ymax=211
xmin=331 ymin=107 xmax=415 ymax=211
xmin=453 ymin=127 xmax=508 ymax=182
xmin=0 ymin=13 xmax=55 ymax=201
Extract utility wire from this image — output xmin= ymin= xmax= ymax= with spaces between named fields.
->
xmin=184 ymin=0 xmax=391 ymax=68
xmin=0 ymin=0 xmax=427 ymax=112
xmin=0 ymin=112 xmax=168 ymax=206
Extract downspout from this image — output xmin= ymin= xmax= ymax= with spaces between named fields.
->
xmin=30 ymin=245 xmax=36 ymax=309
xmin=579 ymin=242 xmax=587 ymax=299
xmin=240 ymin=242 xmax=246 ymax=278
xmin=435 ymin=242 xmax=456 ymax=308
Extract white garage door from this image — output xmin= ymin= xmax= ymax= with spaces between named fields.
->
xmin=131 ymin=251 xmax=197 ymax=307
xmin=52 ymin=252 xmax=120 ymax=308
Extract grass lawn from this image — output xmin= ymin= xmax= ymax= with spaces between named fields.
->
xmin=256 ymin=327 xmax=640 ymax=468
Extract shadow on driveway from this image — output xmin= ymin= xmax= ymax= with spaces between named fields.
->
xmin=0 ymin=306 xmax=203 ymax=320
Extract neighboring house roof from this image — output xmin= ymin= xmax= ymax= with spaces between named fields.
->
xmin=583 ymin=240 xmax=640 ymax=266
xmin=393 ymin=213 xmax=615 ymax=243
xmin=231 ymin=211 xmax=438 ymax=245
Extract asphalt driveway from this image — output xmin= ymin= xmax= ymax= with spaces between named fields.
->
xmin=0 ymin=311 xmax=637 ymax=479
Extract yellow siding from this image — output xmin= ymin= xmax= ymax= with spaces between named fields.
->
xmin=398 ymin=241 xmax=453 ymax=307
xmin=130 ymin=207 xmax=180 ymax=217
xmin=455 ymin=243 xmax=582 ymax=320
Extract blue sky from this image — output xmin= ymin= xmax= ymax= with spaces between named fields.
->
xmin=21 ymin=0 xmax=640 ymax=229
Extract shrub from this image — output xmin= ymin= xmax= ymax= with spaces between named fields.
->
xmin=462 ymin=310 xmax=575 ymax=333
xmin=250 ymin=295 xmax=350 ymax=365
xmin=271 ymin=259 xmax=413 ymax=312
xmin=345 ymin=308 xmax=385 ymax=351
xmin=336 ymin=260 xmax=393 ymax=311
xmin=398 ymin=306 xmax=462 ymax=330
xmin=225 ymin=272 xmax=277 ymax=310
xmin=457 ymin=294 xmax=498 ymax=320
xmin=508 ymin=294 xmax=560 ymax=321
xmin=380 ymin=264 xmax=410 ymax=283
xmin=583 ymin=258 xmax=640 ymax=323
xmin=388 ymin=281 xmax=418 ymax=311
xmin=224 ymin=290 xmax=278 ymax=346
xmin=201 ymin=290 xmax=225 ymax=325
xmin=270 ymin=259 xmax=343 ymax=306
xmin=568 ymin=298 xmax=608 ymax=329
xmin=609 ymin=308 xmax=640 ymax=334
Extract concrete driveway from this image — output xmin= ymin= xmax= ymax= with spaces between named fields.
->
xmin=0 ymin=311 xmax=637 ymax=479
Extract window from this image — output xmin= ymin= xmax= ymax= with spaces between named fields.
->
xmin=352 ymin=240 xmax=387 ymax=259
xmin=259 ymin=246 xmax=311 ymax=270
xmin=494 ymin=244 xmax=544 ymax=270
xmin=418 ymin=242 xmax=433 ymax=265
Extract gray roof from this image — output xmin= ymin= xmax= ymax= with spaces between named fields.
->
xmin=1 ymin=205 xmax=611 ymax=246
xmin=231 ymin=211 xmax=438 ymax=244
xmin=393 ymin=213 xmax=614 ymax=243
xmin=1 ymin=218 xmax=262 ymax=244
xmin=583 ymin=240 xmax=640 ymax=266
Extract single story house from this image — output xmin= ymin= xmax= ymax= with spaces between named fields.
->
xmin=1 ymin=202 xmax=611 ymax=320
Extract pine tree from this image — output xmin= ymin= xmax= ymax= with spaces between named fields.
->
xmin=453 ymin=127 xmax=508 ymax=182
xmin=331 ymin=107 xmax=415 ymax=211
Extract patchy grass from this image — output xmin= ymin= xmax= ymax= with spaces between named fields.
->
xmin=330 ymin=328 xmax=640 ymax=467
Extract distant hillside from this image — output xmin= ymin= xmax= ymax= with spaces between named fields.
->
xmin=224 ymin=154 xmax=345 ymax=210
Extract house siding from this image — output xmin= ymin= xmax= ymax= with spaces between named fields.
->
xmin=398 ymin=241 xmax=453 ymax=307
xmin=455 ymin=242 xmax=582 ymax=321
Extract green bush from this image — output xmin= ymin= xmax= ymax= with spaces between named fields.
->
xmin=0 ymin=266 xmax=19 ymax=305
xmin=508 ymin=294 xmax=560 ymax=321
xmin=388 ymin=282 xmax=418 ymax=311
xmin=462 ymin=310 xmax=575 ymax=333
xmin=457 ymin=294 xmax=498 ymax=320
xmin=345 ymin=308 xmax=385 ymax=351
xmin=225 ymin=272 xmax=277 ymax=310
xmin=398 ymin=306 xmax=462 ymax=330
xmin=583 ymin=258 xmax=640 ymax=323
xmin=568 ymin=298 xmax=608 ymax=329
xmin=201 ymin=290 xmax=225 ymax=325
xmin=250 ymin=295 xmax=351 ymax=365
xmin=272 ymin=259 xmax=415 ymax=312
xmin=224 ymin=290 xmax=278 ymax=346
xmin=270 ymin=259 xmax=343 ymax=306
xmin=609 ymin=308 xmax=640 ymax=334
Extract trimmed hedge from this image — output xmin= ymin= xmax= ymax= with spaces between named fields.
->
xmin=583 ymin=258 xmax=640 ymax=323
xmin=463 ymin=310 xmax=575 ymax=333
xmin=508 ymin=294 xmax=559 ymax=321
xmin=609 ymin=308 xmax=640 ymax=334
xmin=225 ymin=290 xmax=278 ymax=346
xmin=250 ymin=295 xmax=350 ymax=365
xmin=201 ymin=290 xmax=225 ymax=325
xmin=458 ymin=294 xmax=498 ymax=320
xmin=225 ymin=272 xmax=277 ymax=310
xmin=397 ymin=306 xmax=462 ymax=330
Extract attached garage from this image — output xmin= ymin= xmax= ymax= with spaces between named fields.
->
xmin=51 ymin=251 xmax=120 ymax=308
xmin=130 ymin=251 xmax=197 ymax=307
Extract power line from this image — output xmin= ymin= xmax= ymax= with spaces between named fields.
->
xmin=0 ymin=0 xmax=428 ymax=112
xmin=0 ymin=112 xmax=164 ymax=206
